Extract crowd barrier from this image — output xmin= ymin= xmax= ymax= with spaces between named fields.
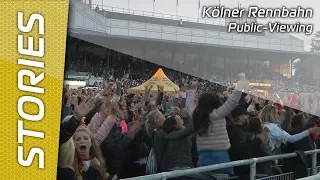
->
xmin=298 ymin=173 xmax=320 ymax=180
xmin=122 ymin=149 xmax=320 ymax=180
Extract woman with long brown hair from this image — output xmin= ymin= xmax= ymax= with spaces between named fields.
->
xmin=189 ymin=74 xmax=248 ymax=175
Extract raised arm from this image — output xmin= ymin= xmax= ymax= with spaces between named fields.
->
xmin=271 ymin=125 xmax=320 ymax=144
xmin=210 ymin=73 xmax=247 ymax=120
xmin=94 ymin=115 xmax=117 ymax=144
xmin=61 ymin=87 xmax=73 ymax=120
xmin=87 ymin=112 xmax=106 ymax=134
xmin=165 ymin=117 xmax=193 ymax=140
xmin=186 ymin=89 xmax=196 ymax=119
xmin=111 ymin=80 xmax=121 ymax=103
xmin=59 ymin=115 xmax=81 ymax=146
xmin=77 ymin=86 xmax=82 ymax=98
xmin=95 ymin=80 xmax=113 ymax=99
xmin=156 ymin=85 xmax=164 ymax=107
xmin=143 ymin=85 xmax=152 ymax=102
xmin=137 ymin=85 xmax=153 ymax=108
xmin=59 ymin=96 xmax=96 ymax=146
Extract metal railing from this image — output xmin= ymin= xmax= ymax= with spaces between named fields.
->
xmin=70 ymin=0 xmax=304 ymax=50
xmin=106 ymin=20 xmax=303 ymax=50
xmin=298 ymin=173 xmax=320 ymax=180
xmin=81 ymin=1 xmax=226 ymax=26
xmin=122 ymin=149 xmax=320 ymax=180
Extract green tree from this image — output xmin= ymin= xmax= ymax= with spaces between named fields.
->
xmin=310 ymin=30 xmax=320 ymax=53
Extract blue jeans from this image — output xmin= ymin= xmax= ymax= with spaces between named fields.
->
xmin=197 ymin=150 xmax=234 ymax=175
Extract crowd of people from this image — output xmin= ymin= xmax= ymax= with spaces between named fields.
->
xmin=60 ymin=2 xmax=320 ymax=179
xmin=57 ymin=70 xmax=320 ymax=180
xmin=62 ymin=37 xmax=320 ymax=180
xmin=65 ymin=47 xmax=320 ymax=94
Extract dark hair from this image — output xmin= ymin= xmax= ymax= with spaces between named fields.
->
xmin=193 ymin=92 xmax=221 ymax=136
xmin=127 ymin=110 xmax=134 ymax=123
xmin=162 ymin=116 xmax=177 ymax=134
xmin=247 ymin=117 xmax=263 ymax=134
xmin=127 ymin=94 xmax=135 ymax=99
xmin=291 ymin=114 xmax=305 ymax=131
xmin=255 ymin=103 xmax=260 ymax=111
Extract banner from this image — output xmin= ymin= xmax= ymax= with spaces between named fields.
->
xmin=280 ymin=63 xmax=290 ymax=75
xmin=0 ymin=0 xmax=69 ymax=179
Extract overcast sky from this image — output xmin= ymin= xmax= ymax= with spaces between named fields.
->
xmin=91 ymin=0 xmax=319 ymax=51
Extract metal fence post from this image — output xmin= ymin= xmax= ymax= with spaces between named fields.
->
xmin=250 ymin=158 xmax=257 ymax=180
xmin=312 ymin=150 xmax=318 ymax=175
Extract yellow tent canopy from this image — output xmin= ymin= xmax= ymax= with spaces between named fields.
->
xmin=127 ymin=68 xmax=179 ymax=94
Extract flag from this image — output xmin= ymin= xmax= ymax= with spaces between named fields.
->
xmin=198 ymin=0 xmax=200 ymax=9
xmin=176 ymin=0 xmax=179 ymax=6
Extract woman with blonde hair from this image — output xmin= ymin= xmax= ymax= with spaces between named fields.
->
xmin=73 ymin=126 xmax=108 ymax=180
xmin=145 ymin=109 xmax=166 ymax=138
xmin=166 ymin=107 xmax=180 ymax=117
xmin=58 ymin=138 xmax=77 ymax=180
xmin=260 ymin=104 xmax=320 ymax=155
xmin=144 ymin=109 xmax=166 ymax=173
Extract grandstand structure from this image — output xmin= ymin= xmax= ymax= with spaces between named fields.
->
xmin=66 ymin=1 xmax=320 ymax=179
xmin=68 ymin=0 xmax=320 ymax=85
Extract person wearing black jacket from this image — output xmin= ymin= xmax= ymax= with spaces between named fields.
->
xmin=123 ymin=129 xmax=149 ymax=178
xmin=227 ymin=106 xmax=250 ymax=180
xmin=101 ymin=124 xmax=132 ymax=178
xmin=291 ymin=114 xmax=316 ymax=152
xmin=283 ymin=114 xmax=317 ymax=174
xmin=60 ymin=115 xmax=81 ymax=146
xmin=100 ymin=120 xmax=141 ymax=179
xmin=160 ymin=114 xmax=194 ymax=171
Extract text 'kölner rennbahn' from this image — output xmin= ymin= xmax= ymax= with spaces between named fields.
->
xmin=201 ymin=6 xmax=313 ymax=35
